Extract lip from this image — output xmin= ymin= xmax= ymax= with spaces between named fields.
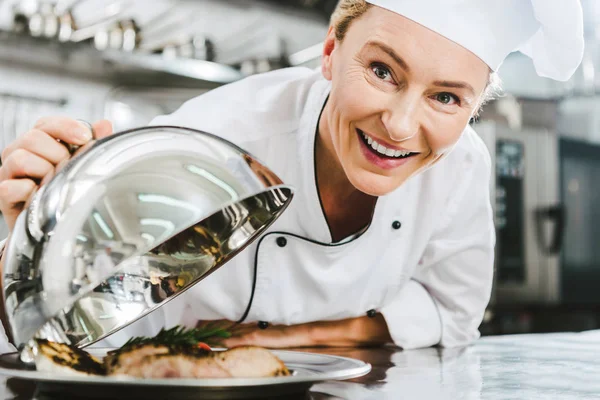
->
xmin=357 ymin=129 xmax=415 ymax=152
xmin=356 ymin=129 xmax=418 ymax=170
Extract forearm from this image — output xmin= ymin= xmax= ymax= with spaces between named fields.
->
xmin=218 ymin=314 xmax=394 ymax=349
xmin=310 ymin=314 xmax=393 ymax=347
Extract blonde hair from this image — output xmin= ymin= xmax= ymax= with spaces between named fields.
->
xmin=330 ymin=0 xmax=372 ymax=42
xmin=329 ymin=0 xmax=502 ymax=110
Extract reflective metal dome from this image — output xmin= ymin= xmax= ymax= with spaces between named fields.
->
xmin=2 ymin=126 xmax=293 ymax=360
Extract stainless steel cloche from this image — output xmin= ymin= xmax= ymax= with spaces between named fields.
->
xmin=2 ymin=125 xmax=293 ymax=359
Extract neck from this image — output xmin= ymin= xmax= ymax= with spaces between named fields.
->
xmin=315 ymin=100 xmax=377 ymax=242
xmin=316 ymin=101 xmax=357 ymax=200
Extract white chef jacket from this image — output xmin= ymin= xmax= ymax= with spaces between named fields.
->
xmin=0 ymin=67 xmax=494 ymax=352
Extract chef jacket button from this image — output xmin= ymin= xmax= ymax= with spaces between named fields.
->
xmin=392 ymin=220 xmax=402 ymax=230
xmin=366 ymin=309 xmax=377 ymax=318
xmin=276 ymin=237 xmax=287 ymax=247
xmin=258 ymin=321 xmax=269 ymax=329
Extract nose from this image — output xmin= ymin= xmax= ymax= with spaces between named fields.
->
xmin=381 ymin=92 xmax=420 ymax=142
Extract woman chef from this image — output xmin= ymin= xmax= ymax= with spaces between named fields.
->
xmin=0 ymin=0 xmax=584 ymax=353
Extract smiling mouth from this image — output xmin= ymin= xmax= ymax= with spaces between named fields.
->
xmin=357 ymin=129 xmax=419 ymax=159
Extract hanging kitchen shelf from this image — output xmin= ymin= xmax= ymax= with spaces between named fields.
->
xmin=0 ymin=30 xmax=243 ymax=88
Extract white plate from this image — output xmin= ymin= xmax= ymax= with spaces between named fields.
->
xmin=0 ymin=348 xmax=371 ymax=399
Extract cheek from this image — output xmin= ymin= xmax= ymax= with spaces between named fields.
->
xmin=425 ymin=116 xmax=471 ymax=154
xmin=330 ymin=70 xmax=383 ymax=124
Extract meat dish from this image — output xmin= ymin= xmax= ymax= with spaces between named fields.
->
xmin=33 ymin=326 xmax=290 ymax=379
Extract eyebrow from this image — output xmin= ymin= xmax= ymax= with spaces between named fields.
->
xmin=432 ymin=80 xmax=476 ymax=97
xmin=364 ymin=40 xmax=477 ymax=98
xmin=364 ymin=40 xmax=410 ymax=72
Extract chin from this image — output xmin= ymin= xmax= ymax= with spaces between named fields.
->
xmin=347 ymin=169 xmax=406 ymax=196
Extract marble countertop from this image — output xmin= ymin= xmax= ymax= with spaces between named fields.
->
xmin=310 ymin=330 xmax=600 ymax=400
xmin=2 ymin=331 xmax=600 ymax=399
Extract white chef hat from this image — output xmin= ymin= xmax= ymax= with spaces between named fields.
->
xmin=367 ymin=0 xmax=584 ymax=81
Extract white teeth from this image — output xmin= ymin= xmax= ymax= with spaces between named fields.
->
xmin=360 ymin=130 xmax=413 ymax=158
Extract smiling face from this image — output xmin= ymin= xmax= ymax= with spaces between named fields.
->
xmin=319 ymin=6 xmax=490 ymax=196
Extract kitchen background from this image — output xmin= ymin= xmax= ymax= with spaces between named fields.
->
xmin=1 ymin=0 xmax=600 ymax=337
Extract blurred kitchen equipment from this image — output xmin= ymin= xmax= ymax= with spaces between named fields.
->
xmin=12 ymin=0 xmax=133 ymax=43
xmin=124 ymin=4 xmax=184 ymax=53
xmin=90 ymin=5 xmax=215 ymax=58
xmin=288 ymin=41 xmax=322 ymax=68
xmin=261 ymin=0 xmax=338 ymax=17
xmin=239 ymin=55 xmax=289 ymax=76
xmin=55 ymin=0 xmax=79 ymax=42
xmin=23 ymin=0 xmax=83 ymax=39
xmin=0 ymin=92 xmax=69 ymax=157
xmin=132 ymin=9 xmax=216 ymax=61
xmin=2 ymin=126 xmax=294 ymax=362
xmin=94 ymin=20 xmax=215 ymax=58
xmin=234 ymin=36 xmax=289 ymax=76
xmin=476 ymin=121 xmax=564 ymax=305
xmin=557 ymin=138 xmax=600 ymax=304
xmin=0 ymin=28 xmax=241 ymax=87
xmin=103 ymin=86 xmax=210 ymax=131
xmin=102 ymin=51 xmax=242 ymax=84
xmin=11 ymin=0 xmax=40 ymax=34
xmin=93 ymin=18 xmax=140 ymax=52
xmin=214 ymin=23 xmax=281 ymax=66
xmin=27 ymin=1 xmax=57 ymax=38
xmin=158 ymin=34 xmax=215 ymax=61
xmin=11 ymin=9 xmax=31 ymax=34
xmin=119 ymin=18 xmax=139 ymax=52
xmin=65 ymin=0 xmax=133 ymax=43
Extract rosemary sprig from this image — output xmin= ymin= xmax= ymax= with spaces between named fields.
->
xmin=121 ymin=325 xmax=231 ymax=349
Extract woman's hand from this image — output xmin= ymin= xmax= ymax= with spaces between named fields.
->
xmin=199 ymin=314 xmax=393 ymax=349
xmin=0 ymin=116 xmax=112 ymax=342
xmin=0 ymin=117 xmax=113 ymax=231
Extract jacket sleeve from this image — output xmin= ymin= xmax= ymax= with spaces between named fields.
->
xmin=0 ymin=238 xmax=16 ymax=354
xmin=380 ymin=138 xmax=495 ymax=349
xmin=0 ymin=326 xmax=16 ymax=354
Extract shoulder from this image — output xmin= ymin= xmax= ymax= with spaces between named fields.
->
xmin=149 ymin=67 xmax=325 ymax=145
xmin=444 ymin=124 xmax=492 ymax=171
xmin=414 ymin=124 xmax=492 ymax=214
xmin=428 ymin=124 xmax=492 ymax=195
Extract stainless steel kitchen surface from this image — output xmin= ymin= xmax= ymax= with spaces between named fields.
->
xmin=1 ymin=331 xmax=600 ymax=399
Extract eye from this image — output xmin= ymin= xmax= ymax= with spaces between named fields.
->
xmin=435 ymin=92 xmax=460 ymax=105
xmin=370 ymin=63 xmax=395 ymax=83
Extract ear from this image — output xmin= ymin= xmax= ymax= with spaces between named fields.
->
xmin=321 ymin=25 xmax=337 ymax=81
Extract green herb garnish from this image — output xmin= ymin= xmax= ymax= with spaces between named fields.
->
xmin=121 ymin=325 xmax=231 ymax=349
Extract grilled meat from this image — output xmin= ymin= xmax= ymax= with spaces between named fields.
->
xmin=33 ymin=325 xmax=290 ymax=379
xmin=104 ymin=343 xmax=170 ymax=375
xmin=108 ymin=345 xmax=290 ymax=379
xmin=34 ymin=339 xmax=105 ymax=376
xmin=111 ymin=345 xmax=228 ymax=379
xmin=211 ymin=346 xmax=290 ymax=378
